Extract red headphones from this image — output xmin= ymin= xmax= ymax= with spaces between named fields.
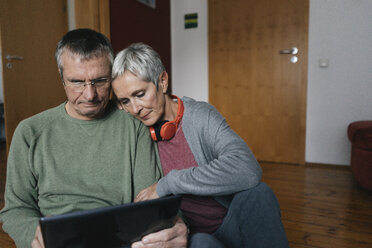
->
xmin=150 ymin=95 xmax=184 ymax=141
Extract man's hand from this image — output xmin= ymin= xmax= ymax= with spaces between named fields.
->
xmin=134 ymin=183 xmax=159 ymax=202
xmin=31 ymin=225 xmax=45 ymax=248
xmin=131 ymin=217 xmax=188 ymax=248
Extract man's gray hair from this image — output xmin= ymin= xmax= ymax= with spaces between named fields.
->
xmin=112 ymin=43 xmax=165 ymax=86
xmin=55 ymin=28 xmax=114 ymax=79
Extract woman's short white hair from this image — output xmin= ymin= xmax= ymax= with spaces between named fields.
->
xmin=112 ymin=43 xmax=165 ymax=86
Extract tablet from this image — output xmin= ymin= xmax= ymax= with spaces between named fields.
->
xmin=39 ymin=195 xmax=182 ymax=248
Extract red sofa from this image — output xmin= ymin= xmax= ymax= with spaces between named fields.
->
xmin=347 ymin=121 xmax=372 ymax=191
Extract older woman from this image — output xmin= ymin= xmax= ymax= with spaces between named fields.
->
xmin=112 ymin=43 xmax=288 ymax=248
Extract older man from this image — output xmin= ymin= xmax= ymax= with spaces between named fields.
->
xmin=0 ymin=29 xmax=187 ymax=248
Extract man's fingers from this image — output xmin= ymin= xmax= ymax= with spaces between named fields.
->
xmin=132 ymin=241 xmax=185 ymax=248
xmin=32 ymin=225 xmax=45 ymax=248
xmin=37 ymin=226 xmax=45 ymax=247
xmin=138 ymin=217 xmax=187 ymax=247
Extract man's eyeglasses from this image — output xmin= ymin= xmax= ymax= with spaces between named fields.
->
xmin=63 ymin=77 xmax=111 ymax=93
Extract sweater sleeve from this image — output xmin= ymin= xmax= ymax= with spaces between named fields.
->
xmin=132 ymin=122 xmax=162 ymax=198
xmin=156 ymin=100 xmax=262 ymax=197
xmin=0 ymin=122 xmax=41 ymax=247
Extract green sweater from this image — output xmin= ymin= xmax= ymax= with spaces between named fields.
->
xmin=0 ymin=101 xmax=162 ymax=247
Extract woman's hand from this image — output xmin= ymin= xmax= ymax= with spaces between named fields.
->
xmin=135 ymin=183 xmax=159 ymax=202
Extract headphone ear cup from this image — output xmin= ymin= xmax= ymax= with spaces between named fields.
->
xmin=160 ymin=122 xmax=177 ymax=140
xmin=150 ymin=120 xmax=169 ymax=141
xmin=149 ymin=95 xmax=183 ymax=141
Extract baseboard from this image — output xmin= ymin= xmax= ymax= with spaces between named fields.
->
xmin=305 ymin=162 xmax=350 ymax=170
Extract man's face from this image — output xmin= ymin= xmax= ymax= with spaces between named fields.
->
xmin=61 ymin=51 xmax=112 ymax=120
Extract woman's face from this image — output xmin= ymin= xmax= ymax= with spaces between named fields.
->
xmin=112 ymin=71 xmax=168 ymax=126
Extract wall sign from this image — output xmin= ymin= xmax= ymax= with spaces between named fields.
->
xmin=184 ymin=13 xmax=198 ymax=29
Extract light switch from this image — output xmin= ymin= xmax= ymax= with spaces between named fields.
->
xmin=319 ymin=59 xmax=329 ymax=68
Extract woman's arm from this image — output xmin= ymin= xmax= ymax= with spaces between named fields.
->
xmin=156 ymin=100 xmax=262 ymax=197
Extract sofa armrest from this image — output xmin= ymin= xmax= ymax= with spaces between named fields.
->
xmin=348 ymin=121 xmax=372 ymax=150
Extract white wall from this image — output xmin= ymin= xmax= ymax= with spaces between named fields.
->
xmin=171 ymin=0 xmax=208 ymax=102
xmin=171 ymin=0 xmax=372 ymax=165
xmin=306 ymin=0 xmax=372 ymax=165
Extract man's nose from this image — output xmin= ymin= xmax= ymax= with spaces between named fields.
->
xmin=83 ymin=84 xmax=97 ymax=100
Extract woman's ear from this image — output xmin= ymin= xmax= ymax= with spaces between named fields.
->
xmin=116 ymin=102 xmax=123 ymax=110
xmin=117 ymin=103 xmax=129 ymax=113
xmin=113 ymin=98 xmax=128 ymax=112
xmin=158 ymin=71 xmax=169 ymax=94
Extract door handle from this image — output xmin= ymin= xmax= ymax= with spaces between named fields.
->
xmin=5 ymin=54 xmax=24 ymax=69
xmin=279 ymin=47 xmax=298 ymax=55
xmin=6 ymin=55 xmax=24 ymax=61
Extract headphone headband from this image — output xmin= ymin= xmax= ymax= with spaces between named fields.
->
xmin=170 ymin=95 xmax=184 ymax=129
xmin=150 ymin=95 xmax=184 ymax=141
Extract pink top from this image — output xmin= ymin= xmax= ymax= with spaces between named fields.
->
xmin=157 ymin=122 xmax=227 ymax=233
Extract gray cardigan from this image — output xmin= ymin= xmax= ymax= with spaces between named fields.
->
xmin=156 ymin=97 xmax=262 ymax=207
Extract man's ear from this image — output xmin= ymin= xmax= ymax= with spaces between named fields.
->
xmin=158 ymin=71 xmax=169 ymax=93
xmin=111 ymin=94 xmax=121 ymax=109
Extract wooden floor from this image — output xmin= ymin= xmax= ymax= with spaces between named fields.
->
xmin=262 ymin=162 xmax=372 ymax=248
xmin=0 ymin=142 xmax=371 ymax=247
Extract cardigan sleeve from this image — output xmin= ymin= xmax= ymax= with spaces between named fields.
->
xmin=0 ymin=122 xmax=41 ymax=247
xmin=156 ymin=99 xmax=262 ymax=197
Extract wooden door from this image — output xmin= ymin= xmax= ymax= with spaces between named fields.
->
xmin=0 ymin=0 xmax=68 ymax=153
xmin=74 ymin=0 xmax=111 ymax=38
xmin=209 ymin=0 xmax=308 ymax=164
